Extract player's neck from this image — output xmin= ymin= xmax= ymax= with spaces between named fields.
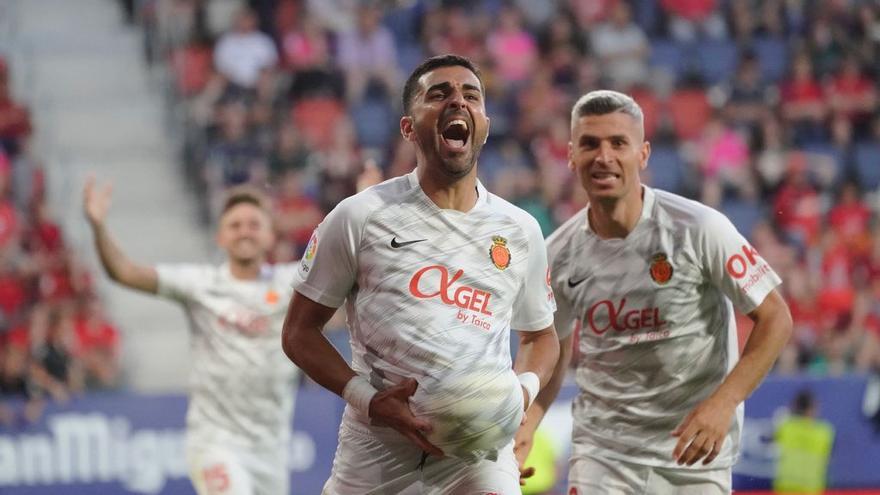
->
xmin=416 ymin=166 xmax=479 ymax=212
xmin=228 ymin=259 xmax=263 ymax=280
xmin=587 ymin=190 xmax=644 ymax=239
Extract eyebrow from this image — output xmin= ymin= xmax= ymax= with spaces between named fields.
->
xmin=425 ymin=82 xmax=482 ymax=95
xmin=579 ymin=133 xmax=629 ymax=144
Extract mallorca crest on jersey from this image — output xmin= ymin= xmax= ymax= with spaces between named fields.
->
xmin=489 ymin=236 xmax=511 ymax=270
xmin=649 ymin=252 xmax=673 ymax=284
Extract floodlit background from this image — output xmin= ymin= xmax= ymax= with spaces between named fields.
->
xmin=1 ymin=0 xmax=880 ymax=493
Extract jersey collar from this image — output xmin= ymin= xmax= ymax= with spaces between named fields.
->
xmin=583 ymin=186 xmax=656 ymax=237
xmin=406 ymin=170 xmax=488 ymax=214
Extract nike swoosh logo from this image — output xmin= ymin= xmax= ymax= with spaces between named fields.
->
xmin=567 ymin=276 xmax=588 ymax=288
xmin=390 ymin=237 xmax=427 ymax=248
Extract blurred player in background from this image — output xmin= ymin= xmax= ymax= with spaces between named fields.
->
xmin=516 ymin=90 xmax=793 ymax=494
xmin=281 ymin=54 xmax=559 ymax=494
xmin=83 ymin=180 xmax=300 ymax=495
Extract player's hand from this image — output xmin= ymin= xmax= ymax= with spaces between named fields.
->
xmin=513 ymin=426 xmax=536 ymax=486
xmin=83 ymin=176 xmax=112 ymax=227
xmin=671 ymin=394 xmax=737 ymax=466
xmin=368 ymin=378 xmax=444 ymax=457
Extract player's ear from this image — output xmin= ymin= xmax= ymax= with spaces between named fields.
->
xmin=568 ymin=140 xmax=575 ymax=172
xmin=400 ymin=115 xmax=415 ymax=142
xmin=640 ymin=140 xmax=651 ymax=171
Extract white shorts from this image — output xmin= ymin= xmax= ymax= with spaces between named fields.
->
xmin=568 ymin=454 xmax=731 ymax=495
xmin=323 ymin=420 xmax=521 ymax=495
xmin=186 ymin=441 xmax=288 ymax=495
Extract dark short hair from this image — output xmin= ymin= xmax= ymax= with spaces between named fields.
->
xmin=402 ymin=54 xmax=483 ymax=114
xmin=221 ymin=186 xmax=270 ymax=216
xmin=792 ymin=389 xmax=815 ymax=415
xmin=570 ymin=90 xmax=644 ymax=130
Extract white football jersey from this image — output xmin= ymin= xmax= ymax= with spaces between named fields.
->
xmin=547 ymin=186 xmax=781 ymax=468
xmin=294 ymin=171 xmax=556 ymax=428
xmin=156 ymin=262 xmax=301 ymax=449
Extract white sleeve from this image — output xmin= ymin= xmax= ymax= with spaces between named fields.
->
xmin=551 ymin=276 xmax=576 ymax=340
xmin=510 ymin=219 xmax=556 ymax=332
xmin=699 ymin=209 xmax=782 ymax=313
xmin=293 ymin=199 xmax=363 ymax=308
xmin=156 ymin=264 xmax=208 ymax=303
xmin=547 ymin=238 xmax=576 ymax=340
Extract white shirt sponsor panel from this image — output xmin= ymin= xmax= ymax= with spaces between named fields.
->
xmin=547 ymin=186 xmax=781 ymax=468
xmin=156 ymin=263 xmax=300 ymax=449
xmin=295 ymin=171 xmax=556 ymax=428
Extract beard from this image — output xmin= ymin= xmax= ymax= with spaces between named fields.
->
xmin=418 ymin=131 xmax=486 ymax=180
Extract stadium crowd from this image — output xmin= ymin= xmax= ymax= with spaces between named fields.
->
xmin=138 ymin=0 xmax=880 ymax=377
xmin=0 ymin=57 xmax=121 ymax=423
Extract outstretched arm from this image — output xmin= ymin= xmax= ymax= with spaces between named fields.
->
xmin=83 ymin=177 xmax=158 ymax=294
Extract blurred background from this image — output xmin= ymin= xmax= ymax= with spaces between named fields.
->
xmin=1 ymin=0 xmax=880 ymax=493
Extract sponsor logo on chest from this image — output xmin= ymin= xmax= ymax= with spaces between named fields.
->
xmin=584 ymin=298 xmax=667 ymax=335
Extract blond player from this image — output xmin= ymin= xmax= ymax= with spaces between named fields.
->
xmin=281 ymin=55 xmax=560 ymax=494
xmin=515 ymin=90 xmax=793 ymax=494
xmin=83 ymin=181 xmax=300 ymax=495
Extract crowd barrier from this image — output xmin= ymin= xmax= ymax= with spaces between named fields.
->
xmin=0 ymin=374 xmax=877 ymax=493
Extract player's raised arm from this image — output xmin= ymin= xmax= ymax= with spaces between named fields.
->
xmin=83 ymin=177 xmax=158 ymax=294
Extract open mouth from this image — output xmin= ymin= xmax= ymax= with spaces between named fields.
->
xmin=590 ymin=171 xmax=620 ymax=184
xmin=440 ymin=118 xmax=470 ymax=151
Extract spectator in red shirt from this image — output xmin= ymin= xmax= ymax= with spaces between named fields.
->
xmin=780 ymin=53 xmax=828 ymax=144
xmin=0 ymin=197 xmax=18 ymax=251
xmin=24 ymin=201 xmax=64 ymax=255
xmin=826 ymin=55 xmax=877 ymax=129
xmin=273 ymin=170 xmax=322 ymax=254
xmin=853 ymin=278 xmax=880 ymax=371
xmin=773 ymin=153 xmax=822 ymax=247
xmin=0 ymin=257 xmax=28 ymax=325
xmin=73 ymin=297 xmax=120 ymax=388
xmin=817 ymin=230 xmax=857 ymax=325
xmin=828 ymin=183 xmax=872 ymax=246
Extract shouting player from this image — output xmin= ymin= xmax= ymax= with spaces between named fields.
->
xmin=518 ymin=90 xmax=792 ymax=494
xmin=281 ymin=54 xmax=559 ymax=494
xmin=83 ymin=181 xmax=300 ymax=495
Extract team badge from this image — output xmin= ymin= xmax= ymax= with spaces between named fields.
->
xmin=649 ymin=252 xmax=673 ymax=284
xmin=569 ymin=488 xmax=579 ymax=495
xmin=489 ymin=236 xmax=511 ymax=270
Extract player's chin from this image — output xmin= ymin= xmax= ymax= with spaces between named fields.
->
xmin=439 ymin=153 xmax=475 ymax=178
xmin=229 ymin=248 xmax=263 ymax=264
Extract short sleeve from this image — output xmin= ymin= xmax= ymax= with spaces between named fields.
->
xmin=293 ymin=199 xmax=363 ymax=308
xmin=156 ymin=264 xmax=210 ymax=303
xmin=510 ymin=218 xmax=556 ymax=331
xmin=546 ymin=239 xmax=576 ymax=340
xmin=699 ymin=209 xmax=782 ymax=314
